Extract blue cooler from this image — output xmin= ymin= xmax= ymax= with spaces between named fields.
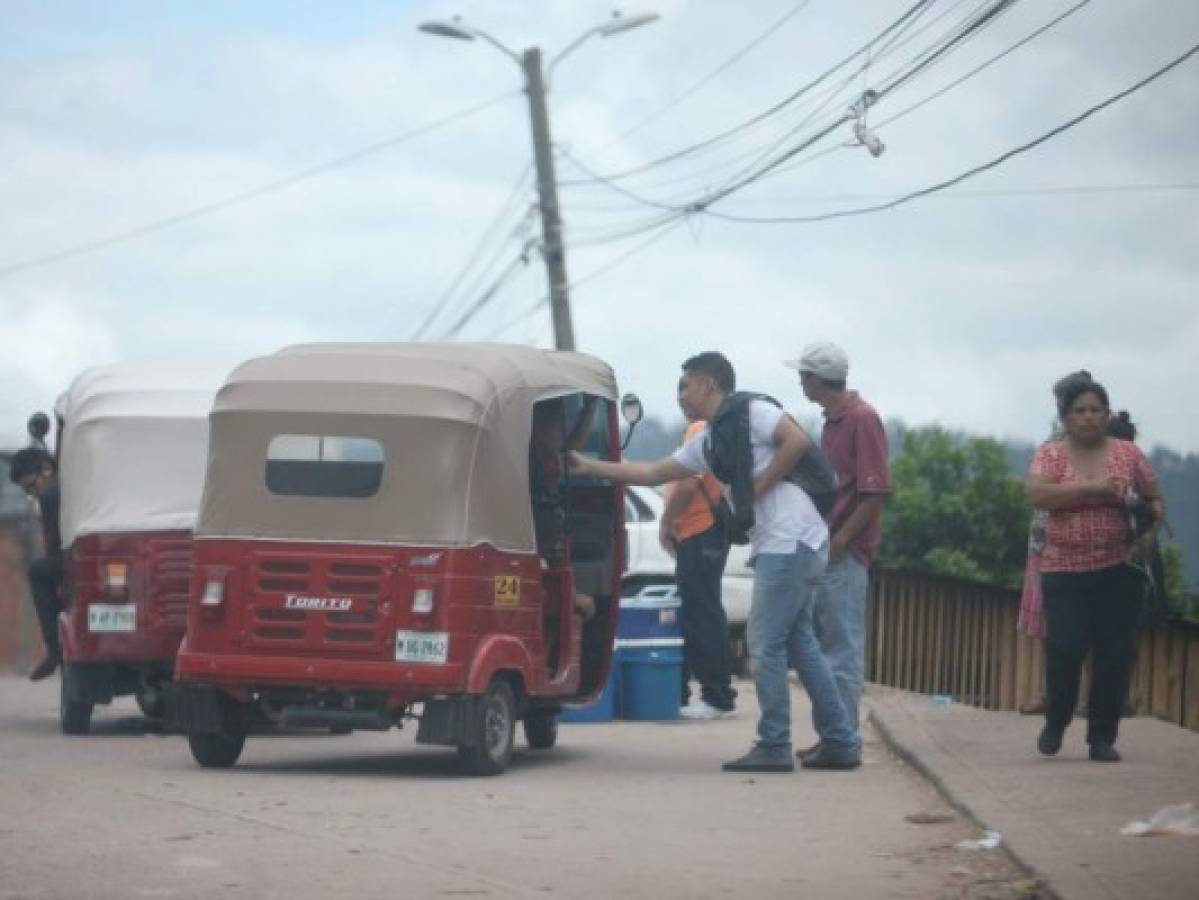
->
xmin=560 ymin=664 xmax=620 ymax=723
xmin=617 ymin=589 xmax=684 ymax=721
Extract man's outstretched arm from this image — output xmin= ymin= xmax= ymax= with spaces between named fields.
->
xmin=570 ymin=452 xmax=693 ymax=487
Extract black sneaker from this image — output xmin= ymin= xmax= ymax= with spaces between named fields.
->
xmin=1089 ymin=742 xmax=1121 ymax=762
xmin=722 ymin=744 xmax=794 ymax=773
xmin=1037 ymin=724 xmax=1064 ymax=756
xmin=795 ymin=740 xmax=823 ymax=761
xmin=800 ymin=744 xmax=861 ymax=771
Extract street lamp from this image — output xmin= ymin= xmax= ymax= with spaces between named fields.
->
xmin=419 ymin=11 xmax=659 ymax=351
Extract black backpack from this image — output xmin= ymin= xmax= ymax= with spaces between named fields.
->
xmin=703 ymin=392 xmax=838 ymax=544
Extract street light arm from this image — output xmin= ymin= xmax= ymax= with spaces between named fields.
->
xmin=547 ymin=27 xmax=603 ymax=79
xmin=548 ymin=11 xmax=660 ymax=81
xmin=417 ymin=19 xmax=521 ymax=64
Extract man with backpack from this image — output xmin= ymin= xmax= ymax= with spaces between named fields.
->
xmin=570 ymin=352 xmax=860 ymax=772
xmin=788 ymin=342 xmax=890 ymax=758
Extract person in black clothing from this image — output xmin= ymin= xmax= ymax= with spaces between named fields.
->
xmin=9 ymin=446 xmax=63 ymax=680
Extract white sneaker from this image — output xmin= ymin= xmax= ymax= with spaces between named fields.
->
xmin=680 ymin=700 xmax=735 ymax=721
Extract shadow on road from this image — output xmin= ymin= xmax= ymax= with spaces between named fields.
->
xmin=234 ymin=746 xmax=587 ymax=779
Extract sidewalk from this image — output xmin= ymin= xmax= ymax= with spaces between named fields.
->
xmin=867 ymin=685 xmax=1199 ymax=900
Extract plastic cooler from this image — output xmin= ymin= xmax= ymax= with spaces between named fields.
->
xmin=616 ymin=588 xmax=684 ymax=721
xmin=560 ymin=664 xmax=620 ymax=723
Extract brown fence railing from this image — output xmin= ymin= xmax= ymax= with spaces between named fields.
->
xmin=867 ymin=566 xmax=1199 ymax=732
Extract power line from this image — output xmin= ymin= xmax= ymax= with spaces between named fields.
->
xmin=0 ymin=90 xmax=518 ymax=280
xmin=688 ymin=0 xmax=1021 ymax=212
xmin=585 ymin=0 xmax=815 ymax=155
xmin=701 ymin=42 xmax=1199 ymax=224
xmin=559 ymin=0 xmax=936 ymax=185
xmin=758 ymin=0 xmax=1096 ymax=184
xmin=484 ymin=217 xmax=690 ymax=341
xmin=408 ymin=163 xmax=533 ymax=340
xmin=877 ymin=0 xmax=1093 ymax=129
xmin=440 ymin=239 xmax=537 ymax=339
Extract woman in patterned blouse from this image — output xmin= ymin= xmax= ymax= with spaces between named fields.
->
xmin=1026 ymin=373 xmax=1164 ymax=762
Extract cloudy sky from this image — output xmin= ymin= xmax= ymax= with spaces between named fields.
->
xmin=2 ymin=0 xmax=1196 ymax=453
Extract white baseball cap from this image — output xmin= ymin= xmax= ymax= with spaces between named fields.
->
xmin=784 ymin=342 xmax=849 ymax=381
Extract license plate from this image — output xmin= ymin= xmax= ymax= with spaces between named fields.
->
xmin=88 ymin=604 xmax=137 ymax=633
xmin=395 ymin=630 xmax=449 ymax=664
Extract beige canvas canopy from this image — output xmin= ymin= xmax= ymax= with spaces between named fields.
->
xmin=56 ymin=362 xmax=233 ymax=546
xmin=197 ymin=343 xmax=618 ymax=551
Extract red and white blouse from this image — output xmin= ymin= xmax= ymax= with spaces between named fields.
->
xmin=1029 ymin=438 xmax=1158 ymax=574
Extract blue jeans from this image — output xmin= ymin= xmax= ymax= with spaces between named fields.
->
xmin=813 ymin=555 xmax=869 ymax=734
xmin=747 ymin=544 xmax=857 ymax=752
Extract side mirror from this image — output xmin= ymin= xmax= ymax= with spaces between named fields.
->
xmin=620 ymin=393 xmax=643 ymax=451
xmin=620 ymin=394 xmax=643 ymax=426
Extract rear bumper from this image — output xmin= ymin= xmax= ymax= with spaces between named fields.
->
xmin=176 ymin=649 xmax=467 ymax=698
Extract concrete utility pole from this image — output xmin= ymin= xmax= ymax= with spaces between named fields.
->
xmin=418 ymin=12 xmax=659 ymax=350
xmin=522 ymin=47 xmax=574 ymax=351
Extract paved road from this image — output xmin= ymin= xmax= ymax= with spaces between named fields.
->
xmin=0 ymin=676 xmax=1035 ymax=900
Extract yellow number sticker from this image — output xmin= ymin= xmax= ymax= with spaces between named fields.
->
xmin=494 ymin=575 xmax=521 ymax=607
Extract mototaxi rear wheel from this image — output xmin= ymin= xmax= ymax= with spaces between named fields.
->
xmin=457 ymin=679 xmax=516 ymax=776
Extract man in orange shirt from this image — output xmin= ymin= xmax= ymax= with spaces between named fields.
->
xmin=660 ymin=418 xmax=737 ymax=719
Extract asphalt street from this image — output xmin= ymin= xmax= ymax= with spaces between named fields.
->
xmin=0 ymin=676 xmax=1037 ymax=900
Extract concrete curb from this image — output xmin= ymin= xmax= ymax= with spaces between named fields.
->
xmin=867 ymin=697 xmax=1060 ymax=899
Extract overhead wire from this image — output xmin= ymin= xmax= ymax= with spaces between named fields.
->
xmin=735 ymin=0 xmax=1096 ymax=185
xmin=559 ymin=0 xmax=936 ymax=185
xmin=0 ymin=90 xmax=519 ymax=280
xmin=407 ymin=163 xmax=534 ymax=340
xmin=698 ymin=41 xmax=1199 ymax=224
xmin=483 ymin=216 xmax=691 ymax=341
xmin=583 ymin=0 xmax=816 ymax=157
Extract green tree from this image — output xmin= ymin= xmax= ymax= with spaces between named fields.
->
xmin=881 ymin=426 xmax=1030 ymax=587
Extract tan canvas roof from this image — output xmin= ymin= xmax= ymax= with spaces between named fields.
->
xmin=197 ymin=343 xmax=618 ymax=550
xmin=57 ymin=362 xmax=232 ymax=545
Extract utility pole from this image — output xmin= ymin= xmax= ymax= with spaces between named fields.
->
xmin=521 ymin=47 xmax=575 ymax=351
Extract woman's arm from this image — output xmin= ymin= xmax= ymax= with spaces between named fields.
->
xmin=1027 ymin=474 xmax=1119 ymax=510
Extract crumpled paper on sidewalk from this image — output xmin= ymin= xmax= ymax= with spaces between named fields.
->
xmin=955 ymin=829 xmax=1002 ymax=851
xmin=1120 ymin=802 xmax=1199 ymax=837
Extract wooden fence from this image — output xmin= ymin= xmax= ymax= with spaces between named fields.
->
xmin=867 ymin=566 xmax=1199 ymax=732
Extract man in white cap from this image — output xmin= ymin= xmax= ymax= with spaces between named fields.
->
xmin=787 ymin=342 xmax=890 ymax=759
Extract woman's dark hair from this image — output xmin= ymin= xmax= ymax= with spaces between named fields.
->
xmin=1055 ymin=372 xmax=1109 ymax=419
xmin=1107 ymin=410 xmax=1137 ymax=441
xmin=1052 ymin=369 xmax=1091 ymax=401
xmin=682 ymin=351 xmax=736 ymax=393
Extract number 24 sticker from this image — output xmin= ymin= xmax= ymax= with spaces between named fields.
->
xmin=494 ymin=576 xmax=520 ymax=607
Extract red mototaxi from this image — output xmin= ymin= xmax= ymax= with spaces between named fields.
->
xmin=172 ymin=342 xmax=626 ymax=774
xmin=54 ymin=362 xmax=229 ymax=733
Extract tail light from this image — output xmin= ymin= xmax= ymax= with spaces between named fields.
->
xmin=101 ymin=561 xmax=129 ymax=597
xmin=201 ymin=579 xmax=225 ymax=608
xmin=198 ymin=568 xmax=231 ymax=624
xmin=412 ymin=587 xmax=435 ymax=615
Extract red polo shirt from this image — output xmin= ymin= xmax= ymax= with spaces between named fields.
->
xmin=821 ymin=391 xmax=890 ymax=564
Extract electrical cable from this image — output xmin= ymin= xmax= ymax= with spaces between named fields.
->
xmin=408 ymin=163 xmax=533 ymax=340
xmin=483 ymin=216 xmax=690 ymax=340
xmin=559 ymin=0 xmax=935 ymax=185
xmin=0 ymin=90 xmax=518 ymax=280
xmin=440 ymin=239 xmax=538 ymax=339
xmin=748 ymin=0 xmax=1095 ymax=185
xmin=700 ymin=41 xmax=1199 ymax=224
xmin=584 ymin=0 xmax=815 ymax=156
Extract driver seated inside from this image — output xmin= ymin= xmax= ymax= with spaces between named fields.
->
xmin=530 ymin=395 xmax=597 ymax=621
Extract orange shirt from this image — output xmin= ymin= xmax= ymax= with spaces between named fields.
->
xmin=666 ymin=421 xmax=722 ymax=540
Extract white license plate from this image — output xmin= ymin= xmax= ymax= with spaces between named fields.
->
xmin=395 ymin=630 xmax=449 ymax=664
xmin=88 ymin=604 xmax=137 ymax=633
